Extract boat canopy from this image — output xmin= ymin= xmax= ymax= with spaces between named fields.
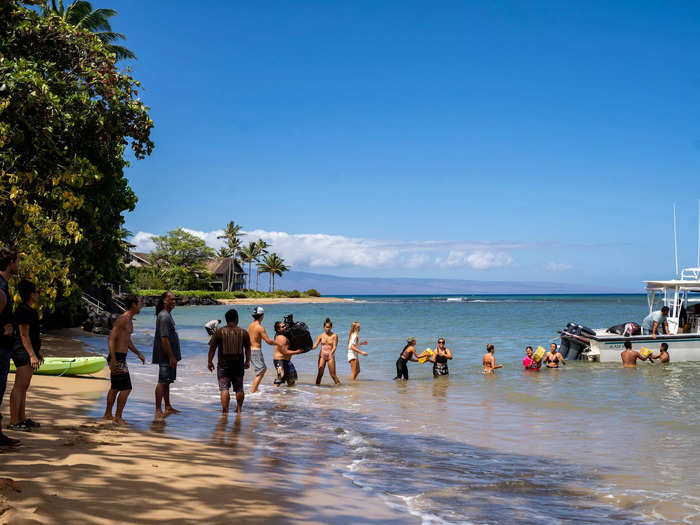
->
xmin=644 ymin=279 xmax=700 ymax=292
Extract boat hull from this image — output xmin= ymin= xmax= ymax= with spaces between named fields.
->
xmin=589 ymin=335 xmax=700 ymax=362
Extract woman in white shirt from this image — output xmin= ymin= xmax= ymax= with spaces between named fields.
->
xmin=346 ymin=321 xmax=368 ymax=380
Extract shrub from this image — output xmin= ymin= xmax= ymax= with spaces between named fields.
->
xmin=304 ymin=289 xmax=321 ymax=297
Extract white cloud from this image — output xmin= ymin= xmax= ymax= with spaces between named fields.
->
xmin=543 ymin=262 xmax=574 ymax=272
xmin=130 ymin=228 xmax=525 ymax=271
xmin=131 ymin=231 xmax=157 ymax=252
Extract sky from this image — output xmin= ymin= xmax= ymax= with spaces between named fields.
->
xmin=111 ymin=0 xmax=700 ymax=290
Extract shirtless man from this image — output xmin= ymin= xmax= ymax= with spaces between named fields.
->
xmin=482 ymin=344 xmax=503 ymax=374
xmin=544 ymin=343 xmax=566 ymax=368
xmin=651 ymin=342 xmax=670 ymax=363
xmin=247 ymin=306 xmax=275 ymax=393
xmin=272 ymin=321 xmax=304 ymax=387
xmin=103 ymin=295 xmax=145 ymax=425
xmin=621 ymin=340 xmax=651 ymax=367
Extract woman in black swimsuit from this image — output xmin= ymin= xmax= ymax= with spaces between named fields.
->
xmin=394 ymin=337 xmax=419 ymax=380
xmin=544 ymin=342 xmax=566 ymax=368
xmin=429 ymin=338 xmax=452 ymax=376
xmin=9 ymin=280 xmax=42 ymax=431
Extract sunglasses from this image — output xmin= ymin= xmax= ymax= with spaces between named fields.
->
xmin=438 ymin=341 xmax=445 ymax=344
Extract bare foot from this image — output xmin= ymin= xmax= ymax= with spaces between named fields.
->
xmin=164 ymin=407 xmax=181 ymax=416
xmin=113 ymin=417 xmax=128 ymax=426
xmin=154 ymin=411 xmax=165 ymax=421
xmin=102 ymin=414 xmax=113 ymax=421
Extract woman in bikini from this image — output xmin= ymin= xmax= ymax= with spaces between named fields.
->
xmin=482 ymin=343 xmax=503 ymax=374
xmin=312 ymin=318 xmax=339 ymax=385
xmin=544 ymin=342 xmax=566 ymax=368
xmin=394 ymin=337 xmax=420 ymax=380
xmin=429 ymin=337 xmax=453 ymax=376
xmin=347 ymin=321 xmax=368 ymax=381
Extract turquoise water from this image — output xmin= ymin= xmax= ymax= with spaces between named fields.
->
xmin=90 ymin=295 xmax=700 ymax=523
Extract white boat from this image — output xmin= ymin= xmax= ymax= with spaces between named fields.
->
xmin=560 ymin=267 xmax=700 ymax=362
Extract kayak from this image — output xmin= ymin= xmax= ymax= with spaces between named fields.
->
xmin=10 ymin=356 xmax=107 ymax=376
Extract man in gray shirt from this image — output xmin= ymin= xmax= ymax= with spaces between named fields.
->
xmin=641 ymin=306 xmax=669 ymax=338
xmin=153 ymin=291 xmax=181 ymax=420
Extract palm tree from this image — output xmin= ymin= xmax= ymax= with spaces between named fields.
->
xmin=257 ymin=253 xmax=288 ymax=292
xmin=42 ymin=1 xmax=136 ymax=61
xmin=254 ymin=239 xmax=270 ymax=291
xmin=238 ymin=242 xmax=258 ymax=290
xmin=215 ymin=221 xmax=243 ymax=291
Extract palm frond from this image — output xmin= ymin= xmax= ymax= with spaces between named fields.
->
xmin=96 ymin=31 xmax=127 ymax=44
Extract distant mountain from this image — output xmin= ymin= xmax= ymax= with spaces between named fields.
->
xmin=275 ymin=271 xmax=629 ymax=295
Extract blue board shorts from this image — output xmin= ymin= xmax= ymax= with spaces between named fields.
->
xmin=158 ymin=363 xmax=177 ymax=384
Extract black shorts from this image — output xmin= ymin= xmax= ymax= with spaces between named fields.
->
xmin=11 ymin=345 xmax=41 ymax=368
xmin=273 ymin=359 xmax=298 ymax=386
xmin=158 ymin=363 xmax=177 ymax=384
xmin=217 ymin=361 xmax=244 ymax=393
xmin=110 ymin=372 xmax=132 ymax=391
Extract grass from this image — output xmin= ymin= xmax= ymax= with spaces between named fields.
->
xmin=135 ymin=289 xmax=322 ymax=299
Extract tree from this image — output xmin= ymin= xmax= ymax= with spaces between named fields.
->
xmin=238 ymin=242 xmax=257 ymax=290
xmin=257 ymin=253 xmax=289 ymax=292
xmin=216 ymin=221 xmax=242 ymax=291
xmin=149 ymin=229 xmax=214 ymax=290
xmin=0 ymin=1 xmax=153 ymax=312
xmin=42 ymin=0 xmax=136 ymax=60
xmin=254 ymin=239 xmax=270 ymax=291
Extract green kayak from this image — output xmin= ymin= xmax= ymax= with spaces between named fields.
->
xmin=10 ymin=356 xmax=107 ymax=376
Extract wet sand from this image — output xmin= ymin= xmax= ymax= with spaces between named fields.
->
xmin=0 ymin=334 xmax=411 ymax=524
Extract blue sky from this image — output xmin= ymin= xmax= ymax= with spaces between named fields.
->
xmin=113 ymin=0 xmax=700 ymax=289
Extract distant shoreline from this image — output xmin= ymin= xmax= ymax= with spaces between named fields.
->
xmin=218 ymin=296 xmax=352 ymax=305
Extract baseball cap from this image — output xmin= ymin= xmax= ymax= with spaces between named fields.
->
xmin=253 ymin=306 xmax=264 ymax=316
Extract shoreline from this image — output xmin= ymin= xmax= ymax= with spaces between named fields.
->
xmin=217 ymin=296 xmax=352 ymax=305
xmin=0 ymin=332 xmax=412 ymax=524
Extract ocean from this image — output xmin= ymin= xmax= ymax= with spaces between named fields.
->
xmin=86 ymin=295 xmax=700 ymax=523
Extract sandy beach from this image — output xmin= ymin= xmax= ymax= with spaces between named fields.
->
xmin=0 ymin=334 xmax=411 ymax=524
xmin=218 ymin=297 xmax=352 ymax=305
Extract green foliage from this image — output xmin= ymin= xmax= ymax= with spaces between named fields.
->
xmin=42 ymin=0 xmax=136 ymax=60
xmin=149 ymin=228 xmax=214 ymax=290
xmin=305 ymin=288 xmax=321 ymax=297
xmin=257 ymin=253 xmax=289 ymax=292
xmin=0 ymin=1 xmax=153 ymax=311
xmin=135 ymin=289 xmax=322 ymax=300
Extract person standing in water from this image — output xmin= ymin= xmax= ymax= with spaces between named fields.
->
xmin=311 ymin=318 xmax=339 ymax=385
xmin=347 ymin=321 xmax=368 ymax=381
xmin=394 ymin=337 xmax=420 ymax=380
xmin=8 ymin=280 xmax=43 ymax=431
xmin=544 ymin=343 xmax=566 ymax=368
xmin=247 ymin=306 xmax=275 ymax=393
xmin=621 ymin=340 xmax=651 ymax=367
xmin=651 ymin=342 xmax=670 ymax=363
xmin=152 ymin=291 xmax=181 ymax=420
xmin=102 ymin=295 xmax=145 ymax=425
xmin=523 ymin=346 xmax=541 ymax=370
xmin=429 ymin=337 xmax=452 ymax=376
xmin=272 ymin=321 xmax=304 ymax=387
xmin=208 ymin=309 xmax=251 ymax=414
xmin=482 ymin=344 xmax=503 ymax=374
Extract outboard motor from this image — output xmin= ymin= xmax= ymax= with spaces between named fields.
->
xmin=560 ymin=322 xmax=592 ymax=360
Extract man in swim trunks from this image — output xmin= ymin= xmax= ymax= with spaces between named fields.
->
xmin=103 ymin=295 xmax=146 ymax=425
xmin=621 ymin=340 xmax=651 ymax=367
xmin=272 ymin=321 xmax=303 ymax=387
xmin=247 ymin=306 xmax=275 ymax=393
xmin=208 ymin=309 xmax=251 ymax=414
xmin=482 ymin=344 xmax=503 ymax=374
xmin=651 ymin=342 xmax=670 ymax=363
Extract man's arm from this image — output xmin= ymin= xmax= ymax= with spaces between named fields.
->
xmin=158 ymin=315 xmax=177 ymax=367
xmin=127 ymin=336 xmax=145 ymax=364
xmin=244 ymin=333 xmax=251 ymax=369
xmin=260 ymin=326 xmax=275 ymax=346
xmin=652 ymin=322 xmax=659 ymax=338
xmin=207 ymin=336 xmax=217 ymax=372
